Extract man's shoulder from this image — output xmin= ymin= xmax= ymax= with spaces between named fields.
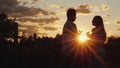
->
xmin=64 ymin=21 xmax=76 ymax=28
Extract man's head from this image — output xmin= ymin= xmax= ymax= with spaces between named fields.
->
xmin=67 ymin=8 xmax=76 ymax=22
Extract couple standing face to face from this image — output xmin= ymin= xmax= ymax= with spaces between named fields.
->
xmin=65 ymin=8 xmax=105 ymax=33
xmin=62 ymin=8 xmax=106 ymax=44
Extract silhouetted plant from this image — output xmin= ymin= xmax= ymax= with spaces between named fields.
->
xmin=0 ymin=12 xmax=18 ymax=47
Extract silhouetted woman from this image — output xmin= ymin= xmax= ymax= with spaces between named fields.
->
xmin=89 ymin=15 xmax=107 ymax=68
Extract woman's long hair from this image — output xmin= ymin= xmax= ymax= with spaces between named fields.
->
xmin=92 ymin=15 xmax=107 ymax=44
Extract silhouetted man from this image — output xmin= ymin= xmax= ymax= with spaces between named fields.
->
xmin=62 ymin=8 xmax=78 ymax=68
xmin=62 ymin=8 xmax=77 ymax=45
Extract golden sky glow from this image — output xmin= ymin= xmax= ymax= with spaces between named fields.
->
xmin=0 ymin=0 xmax=120 ymax=37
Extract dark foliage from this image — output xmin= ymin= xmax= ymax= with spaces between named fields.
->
xmin=0 ymin=12 xmax=18 ymax=47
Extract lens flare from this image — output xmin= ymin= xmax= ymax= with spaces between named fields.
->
xmin=78 ymin=33 xmax=90 ymax=42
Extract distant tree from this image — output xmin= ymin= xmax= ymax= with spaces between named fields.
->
xmin=0 ymin=12 xmax=18 ymax=46
xmin=55 ymin=34 xmax=62 ymax=39
xmin=33 ymin=33 xmax=37 ymax=41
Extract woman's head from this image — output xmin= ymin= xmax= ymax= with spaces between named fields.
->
xmin=92 ymin=16 xmax=107 ymax=44
xmin=92 ymin=15 xmax=103 ymax=27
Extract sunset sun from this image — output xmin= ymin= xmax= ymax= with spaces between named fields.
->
xmin=78 ymin=33 xmax=90 ymax=42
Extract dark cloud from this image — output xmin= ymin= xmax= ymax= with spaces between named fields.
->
xmin=76 ymin=4 xmax=91 ymax=14
xmin=0 ymin=0 xmax=19 ymax=12
xmin=8 ymin=6 xmax=40 ymax=17
xmin=0 ymin=0 xmax=19 ymax=8
xmin=10 ymin=6 xmax=55 ymax=17
xmin=0 ymin=0 xmax=56 ymax=17
xmin=0 ymin=0 xmax=19 ymax=13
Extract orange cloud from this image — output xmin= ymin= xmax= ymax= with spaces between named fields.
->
xmin=18 ymin=21 xmax=40 ymax=35
xmin=17 ymin=17 xmax=60 ymax=24
xmin=76 ymin=4 xmax=91 ymax=14
xmin=18 ymin=16 xmax=60 ymax=36
xmin=114 ymin=19 xmax=120 ymax=25
xmin=117 ymin=29 xmax=120 ymax=31
xmin=105 ymin=13 xmax=110 ymax=17
xmin=116 ymin=20 xmax=120 ymax=24
xmin=43 ymin=26 xmax=58 ymax=31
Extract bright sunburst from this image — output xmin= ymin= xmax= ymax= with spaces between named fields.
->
xmin=78 ymin=32 xmax=90 ymax=42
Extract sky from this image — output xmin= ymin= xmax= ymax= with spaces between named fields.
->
xmin=0 ymin=0 xmax=120 ymax=38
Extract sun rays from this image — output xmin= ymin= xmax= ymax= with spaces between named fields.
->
xmin=62 ymin=31 xmax=107 ymax=67
xmin=78 ymin=32 xmax=90 ymax=43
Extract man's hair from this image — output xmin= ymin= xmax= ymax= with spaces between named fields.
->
xmin=67 ymin=8 xmax=76 ymax=18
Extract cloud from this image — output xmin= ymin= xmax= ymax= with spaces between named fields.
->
xmin=0 ymin=0 xmax=19 ymax=12
xmin=19 ymin=27 xmax=36 ymax=35
xmin=116 ymin=20 xmax=120 ymax=24
xmin=117 ymin=29 xmax=120 ymax=30
xmin=104 ymin=13 xmax=110 ymax=17
xmin=32 ymin=0 xmax=41 ymax=3
xmin=76 ymin=4 xmax=92 ymax=14
xmin=43 ymin=26 xmax=58 ymax=31
xmin=30 ymin=0 xmax=43 ymax=4
xmin=10 ymin=6 xmax=55 ymax=17
xmin=18 ymin=0 xmax=42 ymax=5
xmin=114 ymin=19 xmax=120 ymax=25
xmin=18 ymin=21 xmax=40 ymax=35
xmin=102 ymin=4 xmax=109 ymax=10
xmin=0 ymin=0 xmax=56 ymax=17
xmin=0 ymin=0 xmax=61 ymax=37
xmin=0 ymin=0 xmax=60 ymax=35
xmin=0 ymin=0 xmax=19 ymax=7
xmin=10 ymin=6 xmax=51 ymax=17
xmin=50 ymin=4 xmax=63 ymax=8
xmin=18 ymin=16 xmax=60 ymax=36
xmin=17 ymin=17 xmax=60 ymax=24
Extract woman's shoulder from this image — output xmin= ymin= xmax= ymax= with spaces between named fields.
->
xmin=92 ymin=28 xmax=97 ymax=33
